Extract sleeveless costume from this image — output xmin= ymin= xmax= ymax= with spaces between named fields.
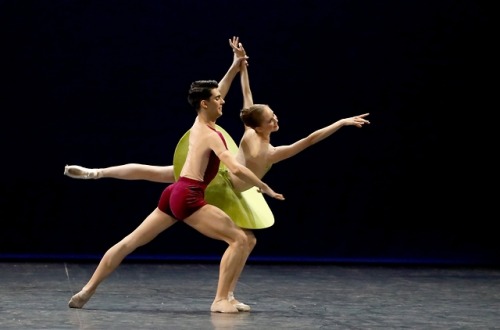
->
xmin=158 ymin=127 xmax=226 ymax=220
xmin=173 ymin=125 xmax=275 ymax=229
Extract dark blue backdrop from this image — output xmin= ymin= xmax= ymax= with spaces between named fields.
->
xmin=0 ymin=0 xmax=496 ymax=266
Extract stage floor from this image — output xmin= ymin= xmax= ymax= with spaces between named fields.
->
xmin=1 ymin=262 xmax=499 ymax=329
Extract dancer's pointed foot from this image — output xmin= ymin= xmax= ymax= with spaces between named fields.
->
xmin=228 ymin=296 xmax=251 ymax=312
xmin=228 ymin=292 xmax=250 ymax=312
xmin=68 ymin=290 xmax=93 ymax=309
xmin=231 ymin=300 xmax=251 ymax=312
xmin=210 ymin=299 xmax=239 ymax=313
xmin=64 ymin=165 xmax=100 ymax=179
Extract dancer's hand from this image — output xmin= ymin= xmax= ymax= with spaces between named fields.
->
xmin=258 ymin=184 xmax=285 ymax=200
xmin=342 ymin=113 xmax=370 ymax=128
xmin=229 ymin=36 xmax=249 ymax=66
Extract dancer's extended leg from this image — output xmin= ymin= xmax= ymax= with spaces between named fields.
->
xmin=68 ymin=208 xmax=176 ymax=308
xmin=64 ymin=164 xmax=174 ymax=183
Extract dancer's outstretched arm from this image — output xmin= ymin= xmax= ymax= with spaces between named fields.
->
xmin=217 ymin=148 xmax=284 ymax=201
xmin=268 ymin=113 xmax=371 ymax=164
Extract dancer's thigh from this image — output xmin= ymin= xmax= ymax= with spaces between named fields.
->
xmin=184 ymin=205 xmax=244 ymax=243
xmin=149 ymin=165 xmax=174 ymax=183
xmin=125 ymin=207 xmax=177 ymax=246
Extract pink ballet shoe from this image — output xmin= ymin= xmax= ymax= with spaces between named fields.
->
xmin=228 ymin=292 xmax=251 ymax=312
xmin=210 ymin=299 xmax=239 ymax=313
xmin=64 ymin=165 xmax=99 ymax=179
xmin=68 ymin=290 xmax=93 ymax=308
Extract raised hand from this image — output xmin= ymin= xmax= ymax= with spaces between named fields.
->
xmin=229 ymin=36 xmax=249 ymax=66
xmin=229 ymin=36 xmax=246 ymax=57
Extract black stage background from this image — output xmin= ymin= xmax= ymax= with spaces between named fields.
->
xmin=0 ymin=0 xmax=496 ymax=265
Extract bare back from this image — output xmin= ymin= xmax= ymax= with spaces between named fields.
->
xmin=231 ymin=128 xmax=273 ymax=192
xmin=180 ymin=117 xmax=228 ymax=183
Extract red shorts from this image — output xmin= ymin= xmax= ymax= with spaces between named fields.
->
xmin=158 ymin=177 xmax=208 ymax=220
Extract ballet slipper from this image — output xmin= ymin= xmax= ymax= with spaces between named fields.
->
xmin=68 ymin=290 xmax=93 ymax=308
xmin=228 ymin=293 xmax=251 ymax=312
xmin=64 ymin=165 xmax=100 ymax=179
xmin=230 ymin=300 xmax=251 ymax=312
xmin=210 ymin=299 xmax=239 ymax=313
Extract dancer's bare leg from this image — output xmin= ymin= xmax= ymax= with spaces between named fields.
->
xmin=68 ymin=208 xmax=177 ymax=308
xmin=185 ymin=205 xmax=248 ymax=313
xmin=226 ymin=229 xmax=255 ymax=311
xmin=64 ymin=164 xmax=174 ymax=183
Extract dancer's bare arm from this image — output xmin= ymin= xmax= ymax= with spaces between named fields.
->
xmin=218 ymin=149 xmax=284 ymax=200
xmin=218 ymin=36 xmax=248 ymax=98
xmin=239 ymin=46 xmax=253 ymax=110
xmin=268 ymin=113 xmax=371 ymax=164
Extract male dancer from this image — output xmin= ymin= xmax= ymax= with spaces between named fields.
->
xmin=67 ymin=37 xmax=285 ymax=313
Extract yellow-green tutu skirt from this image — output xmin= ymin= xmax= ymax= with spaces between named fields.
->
xmin=173 ymin=125 xmax=274 ymax=229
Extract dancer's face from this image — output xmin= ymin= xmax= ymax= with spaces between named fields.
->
xmin=203 ymin=88 xmax=225 ymax=118
xmin=258 ymin=106 xmax=279 ymax=134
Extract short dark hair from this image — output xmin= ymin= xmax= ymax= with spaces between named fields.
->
xmin=187 ymin=80 xmax=219 ymax=111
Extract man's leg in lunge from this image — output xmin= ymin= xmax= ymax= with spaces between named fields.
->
xmin=185 ymin=205 xmax=248 ymax=313
xmin=69 ymin=208 xmax=176 ymax=308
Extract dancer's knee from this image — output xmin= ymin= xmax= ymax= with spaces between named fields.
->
xmin=247 ymin=233 xmax=257 ymax=251
xmin=112 ymin=238 xmax=138 ymax=256
xmin=231 ymin=230 xmax=249 ymax=250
